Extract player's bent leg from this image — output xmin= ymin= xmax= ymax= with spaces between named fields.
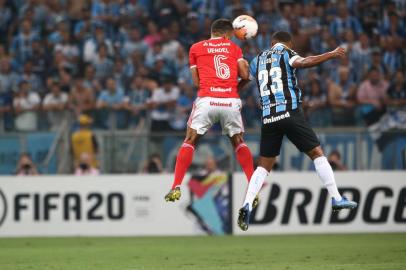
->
xmin=238 ymin=156 xmax=276 ymax=231
xmin=165 ymin=127 xmax=202 ymax=202
xmin=230 ymin=133 xmax=255 ymax=181
xmin=306 ymin=146 xmax=358 ymax=212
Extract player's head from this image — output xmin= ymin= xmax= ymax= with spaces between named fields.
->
xmin=271 ymin=31 xmax=293 ymax=48
xmin=211 ymin=19 xmax=234 ymax=39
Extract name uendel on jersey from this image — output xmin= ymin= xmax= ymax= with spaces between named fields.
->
xmin=207 ymin=48 xmax=230 ymax=54
xmin=263 ymin=111 xmax=291 ymax=124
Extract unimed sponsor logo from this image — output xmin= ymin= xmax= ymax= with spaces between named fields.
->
xmin=0 ymin=191 xmax=125 ymax=224
xmin=0 ymin=189 xmax=7 ymax=227
xmin=263 ymin=111 xmax=290 ymax=124
xmin=251 ymin=184 xmax=406 ymax=225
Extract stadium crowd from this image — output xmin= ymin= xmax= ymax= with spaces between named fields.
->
xmin=0 ymin=0 xmax=405 ymax=134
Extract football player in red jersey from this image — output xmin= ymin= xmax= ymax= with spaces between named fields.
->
xmin=165 ymin=19 xmax=257 ymax=204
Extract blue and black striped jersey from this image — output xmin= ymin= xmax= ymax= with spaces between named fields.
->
xmin=249 ymin=43 xmax=302 ymax=117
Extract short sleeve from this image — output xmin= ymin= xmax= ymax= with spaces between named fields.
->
xmin=249 ymin=56 xmax=258 ymax=80
xmin=98 ymin=91 xmax=107 ymax=102
xmin=189 ymin=44 xmax=197 ymax=69
xmin=43 ymin=94 xmax=51 ymax=105
xmin=30 ymin=93 xmax=40 ymax=105
xmin=286 ymin=49 xmax=300 ymax=66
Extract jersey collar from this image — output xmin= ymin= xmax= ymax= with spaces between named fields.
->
xmin=271 ymin=42 xmax=287 ymax=49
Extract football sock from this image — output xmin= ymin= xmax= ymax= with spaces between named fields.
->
xmin=235 ymin=143 xmax=254 ymax=182
xmin=314 ymin=156 xmax=342 ymax=201
xmin=243 ymin=166 xmax=269 ymax=211
xmin=172 ymin=143 xmax=195 ymax=189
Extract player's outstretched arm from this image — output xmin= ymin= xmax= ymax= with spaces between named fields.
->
xmin=291 ymin=47 xmax=346 ymax=69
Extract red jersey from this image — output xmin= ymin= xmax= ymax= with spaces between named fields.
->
xmin=189 ymin=37 xmax=244 ymax=98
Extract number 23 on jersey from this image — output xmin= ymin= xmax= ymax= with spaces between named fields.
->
xmin=258 ymin=66 xmax=283 ymax=96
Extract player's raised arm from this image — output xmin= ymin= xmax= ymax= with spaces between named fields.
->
xmin=291 ymin=47 xmax=346 ymax=69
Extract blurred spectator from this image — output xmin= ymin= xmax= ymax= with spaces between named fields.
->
xmin=328 ymin=150 xmax=347 ymax=171
xmin=82 ymin=64 xmax=100 ymax=92
xmin=124 ymin=76 xmax=150 ymax=129
xmin=0 ymin=88 xmax=12 ymax=132
xmin=204 ymin=156 xmax=219 ymax=174
xmin=0 ymin=58 xmax=19 ymax=93
xmin=121 ymin=27 xmax=148 ymax=58
xmin=42 ymin=79 xmax=68 ymax=130
xmin=69 ymin=79 xmax=95 ymax=117
xmin=382 ymin=36 xmax=402 ymax=77
xmin=147 ymin=77 xmax=179 ymax=132
xmin=160 ymin=27 xmax=181 ymax=61
xmin=145 ymin=42 xmax=164 ymax=69
xmin=54 ymin=31 xmax=80 ymax=73
xmin=328 ymin=67 xmax=357 ymax=126
xmin=10 ymin=19 xmax=38 ymax=65
xmin=112 ymin=58 xmax=126 ymax=91
xmin=92 ymin=43 xmax=114 ymax=80
xmin=71 ymin=114 xmax=98 ymax=168
xmin=0 ymin=0 xmax=12 ymax=45
xmin=16 ymin=153 xmax=39 ymax=176
xmin=171 ymin=84 xmax=194 ymax=131
xmin=303 ymin=78 xmax=329 ymax=127
xmin=20 ymin=61 xmax=42 ymax=93
xmin=348 ymin=33 xmax=371 ymax=83
xmin=142 ymin=153 xmax=163 ymax=173
xmin=83 ymin=24 xmax=113 ymax=63
xmin=329 ymin=3 xmax=362 ymax=39
xmin=74 ymin=152 xmax=100 ymax=176
xmin=96 ymin=78 xmax=126 ymax=129
xmin=13 ymin=80 xmax=40 ymax=131
xmin=180 ymin=13 xmax=201 ymax=49
xmin=30 ymin=40 xmax=48 ymax=81
xmin=143 ymin=21 xmax=161 ymax=47
xmin=385 ymin=70 xmax=406 ymax=110
xmin=357 ymin=68 xmax=389 ymax=125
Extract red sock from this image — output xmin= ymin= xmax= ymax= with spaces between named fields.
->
xmin=235 ymin=143 xmax=254 ymax=182
xmin=172 ymin=143 xmax=195 ymax=189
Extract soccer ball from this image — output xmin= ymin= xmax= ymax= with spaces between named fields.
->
xmin=232 ymin=15 xmax=258 ymax=40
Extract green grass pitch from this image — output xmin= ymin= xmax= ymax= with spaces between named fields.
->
xmin=1 ymin=234 xmax=405 ymax=270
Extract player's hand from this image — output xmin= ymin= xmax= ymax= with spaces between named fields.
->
xmin=331 ymin=47 xmax=346 ymax=58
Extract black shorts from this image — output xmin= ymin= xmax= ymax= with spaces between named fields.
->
xmin=260 ymin=108 xmax=320 ymax=157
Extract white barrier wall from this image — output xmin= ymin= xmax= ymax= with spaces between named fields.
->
xmin=0 ymin=172 xmax=405 ymax=237
xmin=233 ymin=171 xmax=406 ymax=235
xmin=0 ymin=175 xmax=202 ymax=237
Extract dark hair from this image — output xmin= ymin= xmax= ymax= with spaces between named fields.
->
xmin=329 ymin=150 xmax=341 ymax=159
xmin=211 ymin=19 xmax=233 ymax=35
xmin=369 ymin=67 xmax=379 ymax=73
xmin=272 ymin=31 xmax=292 ymax=43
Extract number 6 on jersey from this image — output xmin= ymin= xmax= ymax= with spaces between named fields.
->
xmin=213 ymin=55 xmax=231 ymax=80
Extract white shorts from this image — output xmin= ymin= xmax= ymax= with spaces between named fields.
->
xmin=188 ymin=97 xmax=244 ymax=137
